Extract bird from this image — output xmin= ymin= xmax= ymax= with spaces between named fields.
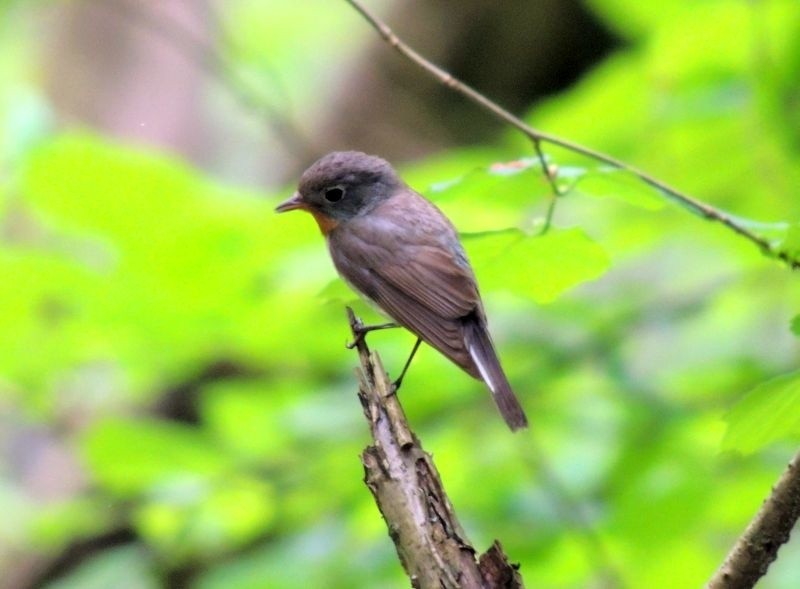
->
xmin=275 ymin=151 xmax=528 ymax=431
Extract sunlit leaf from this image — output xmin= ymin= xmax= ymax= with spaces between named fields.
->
xmin=572 ymin=168 xmax=665 ymax=210
xmin=14 ymin=133 xmax=347 ymax=399
xmin=224 ymin=0 xmax=366 ymax=111
xmin=464 ymin=227 xmax=610 ymax=303
xmin=401 ymin=147 xmax=525 ymax=190
xmin=196 ymin=478 xmax=276 ymax=544
xmin=722 ymin=370 xmax=800 ymax=454
xmin=586 ymin=0 xmax=697 ymax=38
xmin=410 ymin=153 xmax=552 ymax=233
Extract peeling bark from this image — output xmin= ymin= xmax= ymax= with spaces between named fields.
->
xmin=347 ymin=308 xmax=524 ymax=589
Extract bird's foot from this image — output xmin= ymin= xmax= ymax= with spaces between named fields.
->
xmin=389 ymin=376 xmax=404 ymax=395
xmin=345 ymin=321 xmax=399 ymax=349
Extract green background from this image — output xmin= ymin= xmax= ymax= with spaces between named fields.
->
xmin=1 ymin=0 xmax=799 ymax=587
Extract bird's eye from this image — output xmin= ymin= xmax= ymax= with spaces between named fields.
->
xmin=324 ymin=186 xmax=344 ymax=203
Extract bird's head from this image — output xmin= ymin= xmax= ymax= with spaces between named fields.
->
xmin=276 ymin=151 xmax=402 ymax=231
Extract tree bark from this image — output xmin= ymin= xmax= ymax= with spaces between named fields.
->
xmin=708 ymin=450 xmax=800 ymax=589
xmin=347 ymin=308 xmax=524 ymax=589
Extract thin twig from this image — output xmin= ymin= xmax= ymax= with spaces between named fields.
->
xmin=532 ymin=140 xmax=561 ymax=234
xmin=343 ymin=0 xmax=798 ymax=270
xmin=707 ymin=450 xmax=800 ymax=589
xmin=539 ymin=192 xmax=559 ymax=235
xmin=531 ymin=131 xmax=562 ymax=196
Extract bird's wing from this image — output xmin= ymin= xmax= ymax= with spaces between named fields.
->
xmin=374 ymin=244 xmax=478 ymax=319
xmin=329 ymin=198 xmax=482 ymax=374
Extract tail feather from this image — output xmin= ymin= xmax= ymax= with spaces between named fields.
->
xmin=464 ymin=319 xmax=528 ymax=431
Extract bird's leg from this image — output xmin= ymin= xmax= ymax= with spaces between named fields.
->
xmin=392 ymin=337 xmax=422 ymax=392
xmin=346 ymin=321 xmax=400 ymax=349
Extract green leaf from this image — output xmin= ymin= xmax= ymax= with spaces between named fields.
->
xmin=401 ymin=150 xmax=554 ymax=233
xmin=572 ymin=168 xmax=665 ymax=210
xmin=464 ymin=227 xmax=610 ymax=303
xmin=792 ymin=315 xmax=800 ymax=337
xmin=722 ymin=370 xmax=800 ymax=454
xmin=587 ymin=0 xmax=699 ymax=39
xmin=16 ymin=133 xmax=336 ymax=397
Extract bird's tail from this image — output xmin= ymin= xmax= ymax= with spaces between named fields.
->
xmin=464 ymin=320 xmax=528 ymax=431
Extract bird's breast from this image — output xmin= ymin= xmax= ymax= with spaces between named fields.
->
xmin=326 ymin=235 xmax=390 ymax=318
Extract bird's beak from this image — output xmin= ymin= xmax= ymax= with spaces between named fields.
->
xmin=275 ymin=192 xmax=306 ymax=213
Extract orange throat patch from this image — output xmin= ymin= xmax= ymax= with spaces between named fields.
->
xmin=309 ymin=209 xmax=339 ymax=234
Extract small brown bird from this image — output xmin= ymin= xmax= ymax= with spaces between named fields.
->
xmin=276 ymin=151 xmax=528 ymax=431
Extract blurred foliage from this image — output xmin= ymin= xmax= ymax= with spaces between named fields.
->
xmin=1 ymin=0 xmax=799 ymax=588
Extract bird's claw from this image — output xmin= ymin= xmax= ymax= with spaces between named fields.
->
xmin=346 ymin=329 xmax=365 ymax=349
xmin=345 ymin=321 xmax=399 ymax=349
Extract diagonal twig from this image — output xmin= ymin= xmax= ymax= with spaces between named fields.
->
xmin=707 ymin=450 xmax=800 ymax=589
xmin=343 ymin=0 xmax=798 ymax=270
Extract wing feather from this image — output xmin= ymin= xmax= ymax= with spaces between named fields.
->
xmin=328 ymin=193 xmax=481 ymax=375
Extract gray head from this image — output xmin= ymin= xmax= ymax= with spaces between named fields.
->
xmin=276 ymin=151 xmax=403 ymax=221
